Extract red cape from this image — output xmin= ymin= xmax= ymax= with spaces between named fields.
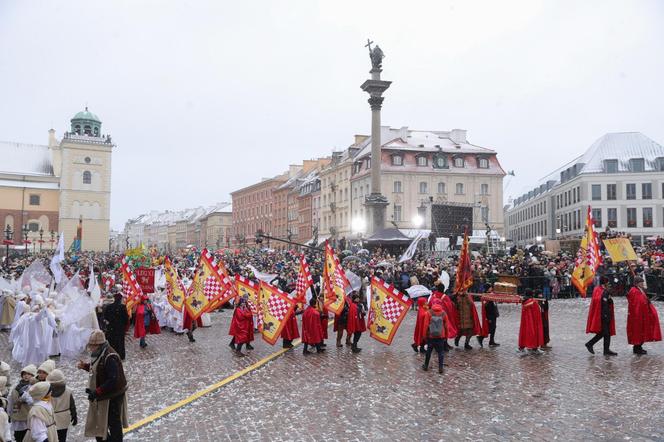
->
xmin=518 ymin=298 xmax=544 ymax=349
xmin=346 ymin=301 xmax=366 ymax=334
xmin=302 ymin=306 xmax=324 ymax=344
xmin=626 ymin=287 xmax=662 ymax=345
xmin=479 ymin=301 xmax=490 ymax=338
xmin=435 ymin=293 xmax=459 ymax=338
xmin=230 ymin=306 xmax=253 ymax=344
xmin=280 ymin=311 xmax=300 ymax=340
xmin=413 ymin=298 xmax=429 ymax=346
xmin=134 ymin=303 xmax=161 ymax=338
xmin=586 ymin=286 xmax=615 ymax=336
xmin=182 ymin=308 xmax=203 ymax=331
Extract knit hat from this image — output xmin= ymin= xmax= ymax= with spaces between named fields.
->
xmin=38 ymin=359 xmax=56 ymax=375
xmin=46 ymin=369 xmax=65 ymax=386
xmin=21 ymin=364 xmax=37 ymax=377
xmin=0 ymin=361 xmax=10 ymax=378
xmin=88 ymin=329 xmax=107 ymax=346
xmin=28 ymin=381 xmax=51 ymax=401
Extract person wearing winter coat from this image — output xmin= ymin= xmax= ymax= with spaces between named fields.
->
xmin=23 ymin=381 xmax=58 ymax=442
xmin=8 ymin=364 xmax=37 ymax=442
xmin=45 ymin=370 xmax=77 ymax=442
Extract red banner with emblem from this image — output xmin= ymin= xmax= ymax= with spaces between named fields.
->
xmin=184 ymin=249 xmax=234 ymax=320
xmin=134 ymin=267 xmax=155 ymax=294
xmin=257 ymin=281 xmax=297 ymax=345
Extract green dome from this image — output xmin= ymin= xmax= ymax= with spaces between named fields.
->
xmin=70 ymin=107 xmax=102 ymax=136
xmin=71 ymin=107 xmax=101 ymax=123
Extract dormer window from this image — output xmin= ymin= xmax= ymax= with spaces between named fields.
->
xmin=604 ymin=159 xmax=618 ymax=173
xmin=657 ymin=158 xmax=664 ymax=171
xmin=454 ymin=157 xmax=464 ymax=168
xmin=433 ymin=155 xmax=448 ymax=169
xmin=391 ymin=154 xmax=403 ymax=166
xmin=478 ymin=158 xmax=489 ymax=169
xmin=416 ymin=155 xmax=428 ymax=167
xmin=629 ymin=158 xmax=645 ymax=172
xmin=365 ymin=158 xmax=371 ymax=169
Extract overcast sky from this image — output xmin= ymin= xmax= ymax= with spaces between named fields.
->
xmin=1 ymin=1 xmax=663 ymax=230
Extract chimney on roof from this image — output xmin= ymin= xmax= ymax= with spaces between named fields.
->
xmin=450 ymin=129 xmax=467 ymax=144
xmin=354 ymin=135 xmax=369 ymax=145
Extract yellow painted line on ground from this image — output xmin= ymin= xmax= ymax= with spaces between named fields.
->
xmin=124 ymin=338 xmax=303 ymax=434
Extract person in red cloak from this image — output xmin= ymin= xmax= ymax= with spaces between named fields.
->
xmin=346 ymin=292 xmax=367 ymax=353
xmin=316 ymin=292 xmax=328 ymax=347
xmin=134 ymin=295 xmax=160 ymax=349
xmin=430 ymin=288 xmax=459 ymax=352
xmin=182 ymin=306 xmax=203 ymax=343
xmin=229 ymin=297 xmax=254 ymax=356
xmin=412 ymin=297 xmax=429 ymax=353
xmin=302 ymin=297 xmax=325 ymax=354
xmin=333 ymin=296 xmax=351 ymax=347
xmin=626 ymin=277 xmax=662 ymax=355
xmin=585 ymin=276 xmax=617 ymax=355
xmin=518 ymin=289 xmax=544 ymax=352
xmin=280 ymin=304 xmax=301 ymax=349
xmin=453 ymin=292 xmax=481 ymax=350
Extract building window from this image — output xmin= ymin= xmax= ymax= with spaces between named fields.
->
xmin=393 ymin=181 xmax=402 ymax=193
xmin=434 ymin=156 xmax=448 ymax=168
xmin=416 ymin=156 xmax=428 ymax=167
xmin=84 ymin=156 xmax=91 ymax=164
xmin=629 ymin=158 xmax=645 ymax=172
xmin=366 ymin=158 xmax=371 ymax=169
xmin=604 ymin=159 xmax=618 ymax=173
xmin=455 ymin=183 xmax=464 ymax=194
xmin=392 ymin=155 xmax=403 ymax=166
xmin=29 ymin=194 xmax=40 ymax=206
xmin=627 ymin=208 xmax=637 ymax=228
xmin=592 ymin=208 xmax=602 ymax=228
xmin=591 ymin=184 xmax=601 ymax=200
xmin=480 ymin=184 xmax=489 ymax=195
xmin=642 ymin=183 xmax=652 ymax=199
xmin=393 ymin=205 xmax=402 ymax=222
xmin=83 ymin=171 xmax=92 ymax=184
xmin=454 ymin=157 xmax=464 ymax=168
xmin=626 ymin=183 xmax=636 ymax=200
xmin=419 ymin=182 xmax=428 ymax=194
xmin=28 ymin=222 xmax=39 ymax=232
xmin=437 ymin=182 xmax=446 ymax=194
xmin=607 ymin=184 xmax=616 ymax=200
xmin=643 ymin=208 xmax=653 ymax=227
xmin=478 ymin=158 xmax=489 ymax=169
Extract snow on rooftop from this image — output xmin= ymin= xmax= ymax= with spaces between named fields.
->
xmin=0 ymin=141 xmax=54 ymax=176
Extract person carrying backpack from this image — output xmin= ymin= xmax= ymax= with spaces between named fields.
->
xmin=422 ymin=301 xmax=449 ymax=373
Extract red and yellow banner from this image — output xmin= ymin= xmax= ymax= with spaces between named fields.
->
xmin=164 ymin=257 xmax=186 ymax=312
xmin=295 ymin=254 xmax=313 ymax=303
xmin=572 ymin=206 xmax=602 ymax=297
xmin=184 ymin=249 xmax=234 ymax=320
xmin=206 ymin=256 xmax=237 ymax=311
xmin=235 ymin=275 xmax=259 ymax=315
xmin=120 ymin=257 xmax=143 ymax=315
xmin=257 ymin=281 xmax=297 ymax=345
xmin=454 ymin=229 xmax=473 ymax=294
xmin=367 ymin=277 xmax=412 ymax=345
xmin=323 ymin=242 xmax=349 ymax=315
xmin=603 ymin=237 xmax=637 ymax=262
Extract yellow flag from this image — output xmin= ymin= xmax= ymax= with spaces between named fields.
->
xmin=603 ymin=238 xmax=637 ymax=262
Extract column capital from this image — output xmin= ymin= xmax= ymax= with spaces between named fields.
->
xmin=368 ymin=96 xmax=384 ymax=111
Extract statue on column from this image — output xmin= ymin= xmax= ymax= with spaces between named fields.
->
xmin=365 ymin=39 xmax=385 ymax=70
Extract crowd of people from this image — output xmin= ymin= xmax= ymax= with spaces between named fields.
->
xmin=0 ymin=233 xmax=661 ymax=441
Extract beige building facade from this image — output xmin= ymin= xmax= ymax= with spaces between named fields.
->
xmin=0 ymin=108 xmax=114 ymax=252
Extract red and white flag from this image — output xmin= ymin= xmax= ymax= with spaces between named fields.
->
xmin=295 ymin=254 xmax=313 ymax=303
xmin=120 ymin=257 xmax=143 ymax=315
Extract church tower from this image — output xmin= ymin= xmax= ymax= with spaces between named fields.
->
xmin=57 ymin=108 xmax=114 ymax=251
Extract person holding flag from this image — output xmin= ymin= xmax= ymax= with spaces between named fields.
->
xmin=301 ymin=297 xmax=325 ymax=355
xmin=346 ymin=292 xmax=367 ymax=353
xmin=585 ymin=276 xmax=617 ymax=356
xmin=453 ymin=229 xmax=481 ymax=350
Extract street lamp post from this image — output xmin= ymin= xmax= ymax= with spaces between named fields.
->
xmin=22 ymin=225 xmax=29 ymax=255
xmin=3 ymin=225 xmax=13 ymax=268
xmin=50 ymin=230 xmax=55 ymax=250
xmin=39 ymin=228 xmax=44 ymax=252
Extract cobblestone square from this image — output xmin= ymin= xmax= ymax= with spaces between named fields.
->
xmin=3 ymin=298 xmax=662 ymax=441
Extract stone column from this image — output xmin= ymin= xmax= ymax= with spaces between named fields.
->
xmin=361 ymin=68 xmax=391 ymax=234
